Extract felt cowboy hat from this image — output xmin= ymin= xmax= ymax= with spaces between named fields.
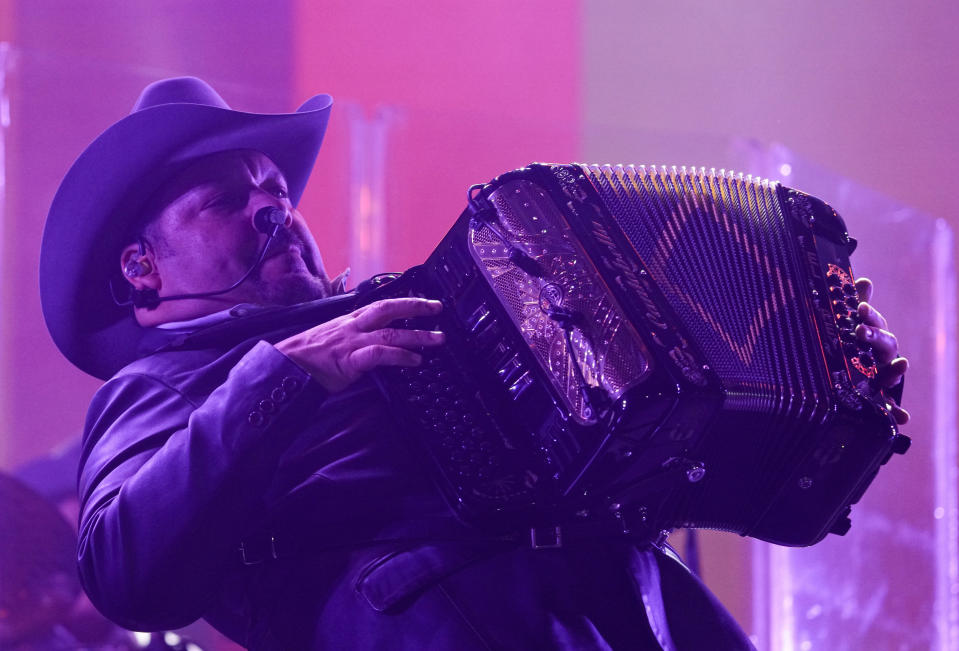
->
xmin=40 ymin=76 xmax=333 ymax=380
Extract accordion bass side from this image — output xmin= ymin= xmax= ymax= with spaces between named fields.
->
xmin=371 ymin=163 xmax=910 ymax=546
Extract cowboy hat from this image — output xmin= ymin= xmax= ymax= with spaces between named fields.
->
xmin=40 ymin=76 xmax=333 ymax=380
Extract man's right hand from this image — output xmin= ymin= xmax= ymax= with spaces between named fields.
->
xmin=275 ymin=297 xmax=445 ymax=393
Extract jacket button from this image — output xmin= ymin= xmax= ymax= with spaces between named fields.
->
xmin=271 ymin=388 xmax=288 ymax=403
xmin=248 ymin=411 xmax=265 ymax=427
xmin=282 ymin=377 xmax=302 ymax=392
xmin=258 ymin=399 xmax=276 ymax=414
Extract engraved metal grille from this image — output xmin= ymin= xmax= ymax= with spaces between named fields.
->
xmin=469 ymin=178 xmax=652 ymax=423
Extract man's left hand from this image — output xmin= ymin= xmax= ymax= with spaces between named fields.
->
xmin=854 ymin=277 xmax=910 ymax=425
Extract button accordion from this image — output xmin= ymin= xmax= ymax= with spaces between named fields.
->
xmin=371 ymin=163 xmax=909 ymax=546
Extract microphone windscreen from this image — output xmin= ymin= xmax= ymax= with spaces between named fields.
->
xmin=253 ymin=207 xmax=287 ymax=234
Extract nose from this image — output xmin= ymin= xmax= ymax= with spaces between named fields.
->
xmin=253 ymin=206 xmax=291 ymax=235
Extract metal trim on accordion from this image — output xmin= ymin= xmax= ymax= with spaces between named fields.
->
xmin=370 ymin=163 xmax=909 ymax=547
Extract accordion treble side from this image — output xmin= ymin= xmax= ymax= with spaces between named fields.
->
xmin=371 ymin=163 xmax=908 ymax=546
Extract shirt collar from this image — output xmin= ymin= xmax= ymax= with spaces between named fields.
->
xmin=155 ymin=303 xmax=267 ymax=331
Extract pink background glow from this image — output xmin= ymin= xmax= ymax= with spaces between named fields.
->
xmin=291 ymin=0 xmax=580 ymax=277
xmin=0 ymin=1 xmax=955 ymax=649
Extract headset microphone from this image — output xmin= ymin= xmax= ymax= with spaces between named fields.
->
xmin=254 ymin=206 xmax=288 ymax=235
xmin=125 ymin=206 xmax=289 ymax=309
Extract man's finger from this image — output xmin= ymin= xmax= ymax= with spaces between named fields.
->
xmin=352 ymin=298 xmax=443 ymax=331
xmin=359 ymin=328 xmax=445 ymax=349
xmin=856 ymin=324 xmax=898 ymax=364
xmin=857 ymin=302 xmax=888 ymax=330
xmin=876 ymin=356 xmax=908 ymax=388
xmin=886 ymin=399 xmax=910 ymax=425
xmin=890 ymin=404 xmax=910 ymax=425
xmin=349 ymin=344 xmax=424 ymax=373
xmin=855 ymin=277 xmax=873 ymax=304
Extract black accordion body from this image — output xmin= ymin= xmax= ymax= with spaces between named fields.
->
xmin=371 ymin=163 xmax=909 ymax=546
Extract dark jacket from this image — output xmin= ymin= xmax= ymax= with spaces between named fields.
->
xmin=77 ymin=296 xmax=754 ymax=650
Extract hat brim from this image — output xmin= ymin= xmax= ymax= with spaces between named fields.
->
xmin=40 ymin=94 xmax=333 ymax=380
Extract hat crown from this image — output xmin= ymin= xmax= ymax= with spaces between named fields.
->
xmin=132 ymin=76 xmax=231 ymax=113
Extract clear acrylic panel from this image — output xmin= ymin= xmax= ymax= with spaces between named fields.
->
xmin=0 ymin=43 xmax=283 ymax=651
xmin=582 ymin=126 xmax=957 ymax=650
xmin=743 ymin=142 xmax=958 ymax=651
xmin=4 ymin=38 xmax=954 ymax=651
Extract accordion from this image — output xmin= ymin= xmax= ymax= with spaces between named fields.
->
xmin=372 ymin=163 xmax=909 ymax=546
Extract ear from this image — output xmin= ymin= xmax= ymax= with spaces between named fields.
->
xmin=119 ymin=241 xmax=161 ymax=291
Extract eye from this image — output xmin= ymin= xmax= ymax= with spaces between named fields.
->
xmin=272 ymin=186 xmax=289 ymax=199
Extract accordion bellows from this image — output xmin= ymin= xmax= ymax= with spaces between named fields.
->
xmin=373 ymin=163 xmax=908 ymax=546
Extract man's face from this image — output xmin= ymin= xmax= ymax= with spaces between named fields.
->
xmin=144 ymin=150 xmax=331 ymax=308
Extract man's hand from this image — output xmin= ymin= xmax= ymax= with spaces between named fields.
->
xmin=276 ymin=297 xmax=445 ymax=393
xmin=854 ymin=277 xmax=909 ymax=425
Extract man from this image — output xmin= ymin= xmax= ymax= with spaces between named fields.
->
xmin=40 ymin=77 xmax=907 ymax=650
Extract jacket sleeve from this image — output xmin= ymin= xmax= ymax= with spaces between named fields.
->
xmin=76 ymin=341 xmax=325 ymax=631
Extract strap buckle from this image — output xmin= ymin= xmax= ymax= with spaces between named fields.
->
xmin=530 ymin=526 xmax=563 ymax=550
xmin=239 ymin=535 xmax=278 ymax=565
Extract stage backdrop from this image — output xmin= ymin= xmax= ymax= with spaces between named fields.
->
xmin=1 ymin=1 xmax=956 ymax=649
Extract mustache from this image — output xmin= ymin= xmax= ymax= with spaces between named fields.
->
xmin=260 ymin=226 xmax=321 ymax=277
xmin=266 ymin=226 xmax=304 ymax=253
